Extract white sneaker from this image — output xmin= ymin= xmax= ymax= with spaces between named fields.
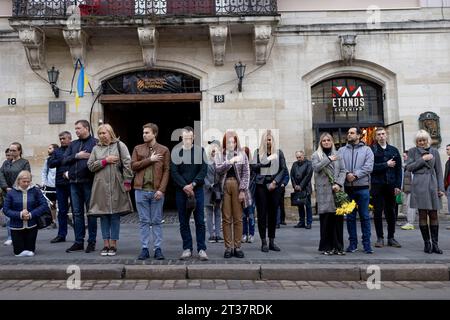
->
xmin=24 ymin=250 xmax=35 ymax=257
xmin=3 ymin=239 xmax=12 ymax=246
xmin=242 ymin=235 xmax=248 ymax=243
xmin=179 ymin=249 xmax=192 ymax=260
xmin=15 ymin=251 xmax=28 ymax=257
xmin=198 ymin=249 xmax=208 ymax=261
xmin=248 ymin=235 xmax=254 ymax=243
xmin=401 ymin=223 xmax=415 ymax=230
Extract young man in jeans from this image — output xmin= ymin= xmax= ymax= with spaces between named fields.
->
xmin=170 ymin=126 xmax=208 ymax=261
xmin=63 ymin=120 xmax=98 ymax=253
xmin=131 ymin=123 xmax=170 ymax=260
xmin=338 ymin=127 xmax=374 ymax=254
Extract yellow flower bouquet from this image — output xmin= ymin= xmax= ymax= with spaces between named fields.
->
xmin=323 ymin=167 xmax=356 ymax=216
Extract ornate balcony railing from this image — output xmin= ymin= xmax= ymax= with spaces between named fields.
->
xmin=12 ymin=0 xmax=278 ymax=18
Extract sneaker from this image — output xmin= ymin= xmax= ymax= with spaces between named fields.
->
xmin=208 ymin=236 xmax=216 ymax=243
xmin=154 ymin=247 xmax=165 ymax=260
xmin=107 ymin=247 xmax=117 ymax=256
xmin=322 ymin=251 xmax=333 ymax=255
xmin=346 ymin=246 xmax=358 ymax=253
xmin=334 ymin=250 xmax=346 ymax=256
xmin=224 ymin=248 xmax=233 ymax=259
xmin=100 ymin=247 xmax=109 ymax=256
xmin=85 ymin=242 xmax=95 ymax=253
xmin=216 ymin=236 xmax=224 ymax=243
xmin=137 ymin=248 xmax=150 ymax=260
xmin=401 ymin=223 xmax=415 ymax=230
xmin=180 ymin=249 xmax=192 ymax=260
xmin=66 ymin=242 xmax=84 ymax=253
xmin=24 ymin=250 xmax=35 ymax=257
xmin=198 ymin=249 xmax=208 ymax=261
xmin=3 ymin=239 xmax=12 ymax=246
xmin=247 ymin=235 xmax=254 ymax=243
xmin=234 ymin=247 xmax=244 ymax=258
xmin=15 ymin=251 xmax=29 ymax=257
xmin=374 ymin=238 xmax=384 ymax=248
xmin=387 ymin=238 xmax=402 ymax=248
xmin=365 ymin=248 xmax=374 ymax=254
xmin=50 ymin=236 xmax=66 ymax=243
xmin=242 ymin=235 xmax=248 ymax=243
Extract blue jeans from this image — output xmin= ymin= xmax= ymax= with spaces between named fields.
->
xmin=56 ymin=184 xmax=71 ymax=238
xmin=100 ymin=214 xmax=120 ymax=240
xmin=70 ymin=182 xmax=97 ymax=244
xmin=346 ymin=188 xmax=372 ymax=250
xmin=243 ymin=204 xmax=255 ymax=236
xmin=135 ymin=189 xmax=164 ymax=250
xmin=298 ymin=195 xmax=313 ymax=226
xmin=205 ymin=204 xmax=221 ymax=238
xmin=176 ymin=188 xmax=206 ymax=252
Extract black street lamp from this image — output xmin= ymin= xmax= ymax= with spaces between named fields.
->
xmin=47 ymin=66 xmax=60 ymax=98
xmin=234 ymin=61 xmax=246 ymax=92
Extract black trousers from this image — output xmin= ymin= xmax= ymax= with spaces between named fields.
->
xmin=319 ymin=212 xmax=344 ymax=252
xmin=371 ymin=184 xmax=396 ymax=239
xmin=11 ymin=227 xmax=38 ymax=255
xmin=255 ymin=184 xmax=282 ymax=239
xmin=279 ymin=186 xmax=286 ymax=223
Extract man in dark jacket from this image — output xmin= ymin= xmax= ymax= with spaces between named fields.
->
xmin=290 ymin=151 xmax=313 ymax=229
xmin=170 ymin=127 xmax=208 ymax=261
xmin=276 ymin=170 xmax=290 ymax=228
xmin=371 ymin=127 xmax=402 ymax=248
xmin=63 ymin=120 xmax=98 ymax=253
xmin=48 ymin=131 xmax=72 ymax=243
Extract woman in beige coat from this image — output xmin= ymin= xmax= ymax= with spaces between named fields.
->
xmin=87 ymin=124 xmax=133 ymax=256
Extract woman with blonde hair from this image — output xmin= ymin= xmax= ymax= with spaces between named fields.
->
xmin=251 ymin=130 xmax=288 ymax=252
xmin=87 ymin=124 xmax=133 ymax=256
xmin=215 ymin=131 xmax=251 ymax=258
xmin=3 ymin=170 xmax=48 ymax=257
xmin=312 ymin=133 xmax=347 ymax=255
xmin=406 ymin=129 xmax=445 ymax=254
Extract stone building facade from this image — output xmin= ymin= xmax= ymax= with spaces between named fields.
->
xmin=0 ymin=1 xmax=449 ymax=210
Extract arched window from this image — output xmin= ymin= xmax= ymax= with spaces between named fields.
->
xmin=312 ymin=77 xmax=384 ymax=126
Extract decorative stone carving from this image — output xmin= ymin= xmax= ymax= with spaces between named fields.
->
xmin=254 ymin=25 xmax=271 ymax=65
xmin=339 ymin=34 xmax=357 ymax=66
xmin=209 ymin=25 xmax=228 ymax=66
xmin=63 ymin=29 xmax=88 ymax=65
xmin=138 ymin=26 xmax=158 ymax=68
xmin=18 ymin=27 xmax=45 ymax=70
xmin=419 ymin=111 xmax=441 ymax=148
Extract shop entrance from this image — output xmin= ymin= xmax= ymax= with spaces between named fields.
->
xmin=103 ymin=102 xmax=200 ymax=210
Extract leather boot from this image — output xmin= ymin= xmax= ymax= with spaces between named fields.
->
xmin=430 ymin=225 xmax=443 ymax=254
xmin=261 ymin=239 xmax=269 ymax=253
xmin=419 ymin=225 xmax=432 ymax=254
xmin=269 ymin=238 xmax=281 ymax=251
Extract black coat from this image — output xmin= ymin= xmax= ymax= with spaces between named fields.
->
xmin=63 ymin=136 xmax=98 ymax=184
xmin=290 ymin=160 xmax=313 ymax=194
xmin=370 ymin=143 xmax=402 ymax=189
xmin=250 ymin=149 xmax=288 ymax=186
xmin=48 ymin=146 xmax=70 ymax=186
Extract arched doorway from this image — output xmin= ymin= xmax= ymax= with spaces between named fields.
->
xmin=311 ymin=76 xmax=385 ymax=149
xmin=101 ymin=69 xmax=202 ymax=209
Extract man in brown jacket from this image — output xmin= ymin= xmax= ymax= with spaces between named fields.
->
xmin=131 ymin=123 xmax=170 ymax=260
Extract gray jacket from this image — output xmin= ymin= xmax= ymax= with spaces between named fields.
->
xmin=312 ymin=150 xmax=346 ymax=214
xmin=338 ymin=142 xmax=374 ymax=187
xmin=405 ymin=147 xmax=444 ymax=210
xmin=203 ymin=162 xmax=221 ymax=206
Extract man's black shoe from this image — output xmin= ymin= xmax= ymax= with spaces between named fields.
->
xmin=85 ymin=242 xmax=96 ymax=253
xmin=154 ymin=248 xmax=165 ymax=260
xmin=234 ymin=248 xmax=245 ymax=258
xmin=51 ymin=236 xmax=65 ymax=243
xmin=305 ymin=224 xmax=312 ymax=229
xmin=294 ymin=223 xmax=305 ymax=228
xmin=66 ymin=243 xmax=83 ymax=253
xmin=276 ymin=224 xmax=280 ymax=229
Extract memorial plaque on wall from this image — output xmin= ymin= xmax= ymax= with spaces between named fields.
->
xmin=49 ymin=101 xmax=66 ymax=124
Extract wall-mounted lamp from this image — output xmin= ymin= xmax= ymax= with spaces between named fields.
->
xmin=47 ymin=66 xmax=60 ymax=98
xmin=234 ymin=61 xmax=246 ymax=92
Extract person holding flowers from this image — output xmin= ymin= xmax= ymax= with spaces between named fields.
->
xmin=312 ymin=133 xmax=347 ymax=255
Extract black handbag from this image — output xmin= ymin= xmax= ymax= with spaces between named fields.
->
xmin=290 ymin=190 xmax=308 ymax=206
xmin=210 ymin=183 xmax=222 ymax=203
xmin=36 ymin=207 xmax=53 ymax=229
xmin=186 ymin=195 xmax=196 ymax=211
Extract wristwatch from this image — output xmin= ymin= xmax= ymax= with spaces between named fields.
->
xmin=192 ymin=182 xmax=197 ymax=188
